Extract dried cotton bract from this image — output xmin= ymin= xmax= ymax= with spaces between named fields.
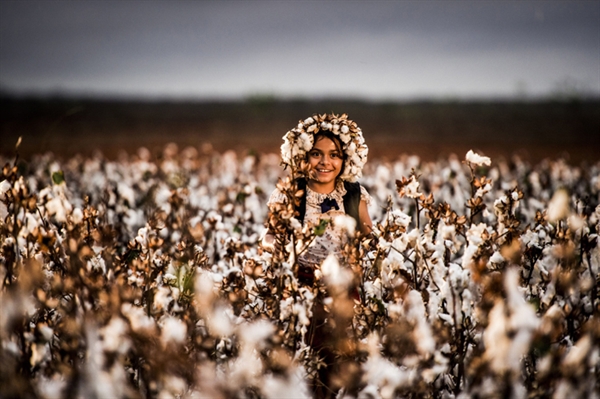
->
xmin=396 ymin=175 xmax=422 ymax=199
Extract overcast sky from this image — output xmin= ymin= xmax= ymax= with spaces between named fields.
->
xmin=1 ymin=0 xmax=598 ymax=100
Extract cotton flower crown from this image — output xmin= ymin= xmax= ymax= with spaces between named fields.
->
xmin=280 ymin=113 xmax=368 ymax=182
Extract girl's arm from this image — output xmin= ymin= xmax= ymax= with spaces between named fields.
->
xmin=358 ymin=199 xmax=373 ymax=235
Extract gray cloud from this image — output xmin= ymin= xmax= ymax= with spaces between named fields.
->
xmin=1 ymin=0 xmax=598 ymax=99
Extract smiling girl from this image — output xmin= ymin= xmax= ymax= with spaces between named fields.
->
xmin=263 ymin=113 xmax=372 ymax=279
xmin=263 ymin=113 xmax=373 ymax=397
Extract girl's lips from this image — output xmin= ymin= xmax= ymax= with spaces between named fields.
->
xmin=316 ymin=170 xmax=334 ymax=176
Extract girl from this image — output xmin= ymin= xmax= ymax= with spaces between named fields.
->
xmin=263 ymin=112 xmax=372 ymax=279
xmin=264 ymin=113 xmax=372 ymax=398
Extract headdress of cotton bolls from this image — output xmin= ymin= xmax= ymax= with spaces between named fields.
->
xmin=280 ymin=113 xmax=369 ymax=182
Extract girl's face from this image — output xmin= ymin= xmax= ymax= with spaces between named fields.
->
xmin=307 ymin=136 xmax=344 ymax=192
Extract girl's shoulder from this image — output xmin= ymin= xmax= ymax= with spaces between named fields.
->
xmin=343 ymin=181 xmax=372 ymax=205
xmin=267 ymin=178 xmax=307 ymax=206
xmin=267 ymin=187 xmax=288 ymax=206
xmin=359 ymin=184 xmax=372 ymax=204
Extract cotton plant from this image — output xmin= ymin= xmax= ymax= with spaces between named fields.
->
xmin=351 ymin=149 xmax=598 ymax=396
xmin=1 ymin=145 xmax=600 ymax=398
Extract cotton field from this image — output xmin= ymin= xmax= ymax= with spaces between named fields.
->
xmin=1 ymin=144 xmax=599 ymax=398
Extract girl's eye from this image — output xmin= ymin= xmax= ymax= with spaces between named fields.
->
xmin=331 ymin=153 xmax=340 ymax=158
xmin=309 ymin=151 xmax=320 ymax=158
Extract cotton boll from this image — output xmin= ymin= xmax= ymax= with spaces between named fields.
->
xmin=293 ymin=303 xmax=311 ymax=327
xmin=36 ymin=375 xmax=67 ymax=399
xmin=484 ymin=269 xmax=539 ymax=375
xmin=404 ymin=176 xmax=421 ymax=198
xmin=221 ymin=204 xmax=234 ymax=216
xmin=37 ymin=323 xmax=54 ymax=343
xmin=86 ymin=255 xmax=106 ymax=274
xmin=206 ymin=305 xmax=234 ymax=337
xmin=154 ymin=184 xmax=173 ymax=212
xmin=321 ymin=253 xmax=353 ymax=291
xmin=45 ymin=196 xmax=72 ymax=223
xmin=121 ymin=303 xmax=156 ymax=332
xmin=461 ymin=289 xmax=474 ymax=320
xmin=71 ymin=207 xmax=83 ymax=224
xmin=280 ymin=142 xmax=292 ymax=164
xmin=405 ymin=290 xmax=436 ymax=356
xmin=334 ymin=214 xmax=356 ymax=236
xmin=392 ymin=209 xmax=411 ymax=230
xmin=117 ymin=182 xmax=136 ymax=207
xmin=159 ymin=376 xmax=187 ymax=399
xmin=160 ymin=316 xmax=188 ymax=345
xmin=362 ymin=333 xmax=414 ymax=398
xmin=124 ymin=209 xmax=145 ymax=230
xmin=135 ymin=227 xmax=149 ymax=245
xmin=0 ymin=201 xmax=7 ymax=221
xmin=520 ymin=229 xmax=540 ymax=248
xmin=466 ymin=150 xmax=491 ymax=166
xmin=374 ymin=164 xmax=390 ymax=184
xmin=389 ymin=228 xmax=416 ymax=254
xmin=547 ymin=189 xmax=570 ymax=222
xmin=0 ymin=179 xmax=11 ymax=199
xmin=489 ymin=251 xmax=505 ymax=265
xmin=364 ymin=278 xmax=383 ymax=300
xmin=567 ymin=214 xmax=585 ymax=232
xmin=154 ymin=285 xmax=173 ymax=311
xmin=227 ymin=322 xmax=275 ymax=388
xmin=540 ymin=281 xmax=556 ymax=307
xmin=261 ymin=371 xmax=311 ymax=399
xmin=298 ymin=133 xmax=313 ymax=151
xmin=238 ymin=319 xmax=275 ymax=351
xmin=279 ymin=297 xmax=294 ymax=321
xmin=19 ymin=212 xmax=40 ymax=238
xmin=100 ymin=317 xmax=130 ymax=354
xmin=290 ymin=217 xmax=302 ymax=231
xmin=357 ymin=384 xmax=380 ymax=399
xmin=563 ymin=335 xmax=591 ymax=368
xmin=505 ymin=268 xmax=539 ymax=332
xmin=30 ymin=342 xmax=50 ymax=367
xmin=465 ymin=223 xmax=488 ymax=246
xmin=483 ymin=300 xmax=511 ymax=373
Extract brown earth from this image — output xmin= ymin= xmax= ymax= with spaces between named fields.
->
xmin=1 ymin=97 xmax=599 ymax=164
